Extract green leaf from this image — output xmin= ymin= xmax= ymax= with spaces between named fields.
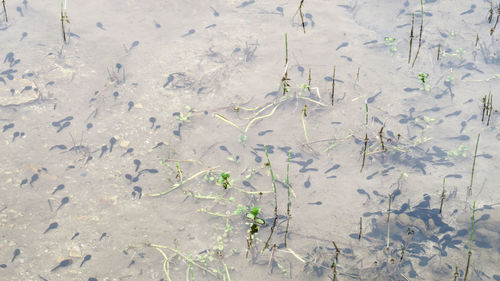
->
xmin=250 ymin=206 xmax=260 ymax=217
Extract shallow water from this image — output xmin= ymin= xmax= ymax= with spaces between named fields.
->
xmin=1 ymin=0 xmax=500 ymax=280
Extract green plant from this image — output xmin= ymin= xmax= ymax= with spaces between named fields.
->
xmin=218 ymin=172 xmax=231 ymax=189
xmin=384 ymin=37 xmax=397 ymax=53
xmin=447 ymin=144 xmax=468 ymax=158
xmin=418 ymin=72 xmax=430 ymax=92
xmin=246 ymin=206 xmax=264 ymax=258
xmin=246 ymin=206 xmax=265 ymax=225
xmin=175 ymin=106 xmax=194 ymax=123
xmin=60 ymin=0 xmax=69 ymax=43
xmin=2 ymin=0 xmax=8 ymax=22
xmin=464 ymin=201 xmax=476 ymax=281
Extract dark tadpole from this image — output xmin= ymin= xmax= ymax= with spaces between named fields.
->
xmin=125 ymin=174 xmax=133 ymax=183
xmin=460 ymin=4 xmax=476 ymax=15
xmin=71 ymin=232 xmax=80 ymax=240
xmin=16 ymin=6 xmax=24 ymax=17
xmin=49 ymin=144 xmax=67 ymax=151
xmin=96 ymin=22 xmax=106 ymax=30
xmin=52 ymin=184 xmax=65 ymax=195
xmin=29 ymin=173 xmax=39 ymax=186
xmin=2 ymin=123 xmax=14 ymax=132
xmin=448 ymin=135 xmax=470 ymax=141
xmin=109 ymin=137 xmax=116 ymax=152
xmin=237 ymin=0 xmax=255 ymax=8
xmin=250 ymin=151 xmax=262 ymax=163
xmin=210 ymin=6 xmax=219 ymax=16
xmin=0 ymin=264 xmax=6 ymax=268
xmin=304 ymin=176 xmax=311 ymax=188
xmin=50 ymin=259 xmax=72 ymax=272
xmin=20 ymin=178 xmax=28 ymax=187
xmin=133 ymin=159 xmax=141 ymax=172
xmin=324 ymin=164 xmax=340 ymax=174
xmin=163 ymin=74 xmax=174 ymax=88
xmin=99 ymin=145 xmax=107 ymax=158
xmin=307 ymin=201 xmax=322 ymax=205
xmin=43 ymin=222 xmax=59 ymax=234
xmin=219 ymin=145 xmax=230 ymax=154
xmin=113 ymin=91 xmax=119 ymax=100
xmin=152 ymin=142 xmax=164 ymax=149
xmin=56 ymin=121 xmax=71 ymax=133
xmin=257 ymin=130 xmax=273 ymax=136
xmin=127 ymin=101 xmax=134 ymax=111
xmin=149 ymin=117 xmax=156 ymax=128
xmin=80 ymin=254 xmax=91 ymax=267
xmin=444 ymin=110 xmax=461 ymax=117
xmin=336 ymin=42 xmax=349 ymax=51
xmin=460 ymin=121 xmax=467 ymax=134
xmin=133 ymin=186 xmax=142 ymax=199
xmin=242 ymin=180 xmax=256 ymax=190
xmin=4 ymin=52 xmax=14 ymax=64
xmin=99 ymin=232 xmax=107 ymax=240
xmin=128 ymin=41 xmax=139 ymax=52
xmin=56 ymin=197 xmax=70 ymax=211
xmin=12 ymin=131 xmax=20 ymax=141
xmin=11 ymin=249 xmax=20 ymax=262
xmin=276 ymin=6 xmax=284 ymax=16
xmin=357 ymin=189 xmax=371 ymax=199
xmin=367 ymin=91 xmax=381 ymax=104
xmin=121 ymin=148 xmax=134 ymax=157
xmin=139 ymin=168 xmax=158 ymax=175
xmin=181 ymin=29 xmax=195 ymax=37
xmin=86 ymin=123 xmax=93 ymax=130
xmin=297 ymin=65 xmax=304 ymax=76
xmin=173 ymin=123 xmax=182 ymax=137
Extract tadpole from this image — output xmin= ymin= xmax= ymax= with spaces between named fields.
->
xmin=29 ymin=173 xmax=39 ymax=186
xmin=50 ymin=259 xmax=72 ymax=272
xmin=52 ymin=184 xmax=65 ymax=195
xmin=109 ymin=137 xmax=116 ymax=152
xmin=99 ymin=145 xmax=108 ymax=158
xmin=121 ymin=148 xmax=134 ymax=157
xmin=56 ymin=197 xmax=70 ymax=211
xmin=133 ymin=159 xmax=141 ymax=172
xmin=127 ymin=101 xmax=134 ymax=111
xmin=80 ymin=254 xmax=91 ymax=267
xmin=149 ymin=117 xmax=156 ymax=129
xmin=43 ymin=222 xmax=59 ymax=234
xmin=11 ymin=249 xmax=20 ymax=262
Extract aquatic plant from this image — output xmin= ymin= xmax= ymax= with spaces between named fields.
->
xmin=60 ymin=0 xmax=69 ymax=43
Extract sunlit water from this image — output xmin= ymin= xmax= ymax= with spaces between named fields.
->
xmin=1 ymin=0 xmax=499 ymax=280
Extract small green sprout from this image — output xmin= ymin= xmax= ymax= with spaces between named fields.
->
xmin=226 ymin=155 xmax=240 ymax=163
xmin=448 ymin=144 xmax=468 ymax=158
xmin=238 ymin=134 xmax=247 ymax=146
xmin=218 ymin=172 xmax=231 ymax=189
xmin=385 ymin=37 xmax=397 ymax=53
xmin=418 ymin=72 xmax=430 ymax=92
xmin=445 ymin=74 xmax=455 ymax=86
xmin=233 ymin=204 xmax=248 ymax=215
xmin=174 ymin=106 xmax=193 ymax=123
xmin=384 ymin=37 xmax=396 ymax=45
xmin=418 ymin=72 xmax=428 ymax=83
xmin=246 ymin=206 xmax=265 ymax=225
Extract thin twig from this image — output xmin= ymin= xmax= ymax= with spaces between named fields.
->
xmin=412 ymin=0 xmax=424 ymax=67
xmin=468 ymin=134 xmax=480 ymax=194
xmin=147 ymin=166 xmax=219 ymax=197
